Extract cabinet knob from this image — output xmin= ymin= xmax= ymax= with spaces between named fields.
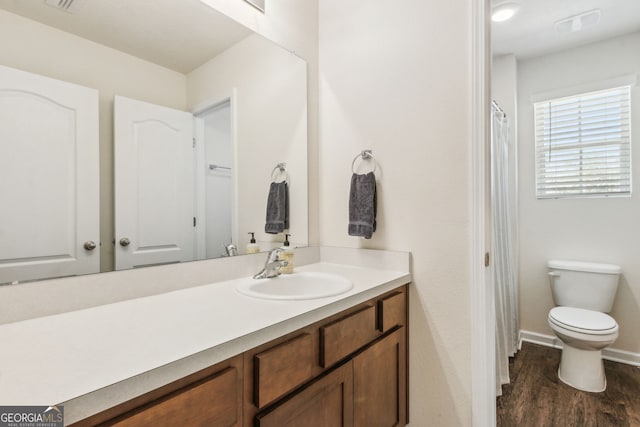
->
xmin=119 ymin=237 xmax=131 ymax=247
xmin=83 ymin=241 xmax=97 ymax=251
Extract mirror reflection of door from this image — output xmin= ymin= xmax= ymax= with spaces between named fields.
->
xmin=0 ymin=65 xmax=100 ymax=284
xmin=195 ymin=99 xmax=235 ymax=260
xmin=114 ymin=95 xmax=236 ymax=270
xmin=114 ymin=96 xmax=195 ymax=270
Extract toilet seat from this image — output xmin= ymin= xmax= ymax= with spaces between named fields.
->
xmin=548 ymin=307 xmax=618 ymax=335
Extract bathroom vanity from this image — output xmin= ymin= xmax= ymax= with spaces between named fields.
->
xmin=71 ymin=286 xmax=407 ymax=427
xmin=0 ymin=248 xmax=410 ymax=426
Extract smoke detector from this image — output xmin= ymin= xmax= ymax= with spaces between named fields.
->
xmin=44 ymin=0 xmax=87 ymax=14
xmin=555 ymin=9 xmax=601 ymax=33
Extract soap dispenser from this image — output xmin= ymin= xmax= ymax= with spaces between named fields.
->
xmin=247 ymin=232 xmax=260 ymax=254
xmin=279 ymin=234 xmax=294 ymax=274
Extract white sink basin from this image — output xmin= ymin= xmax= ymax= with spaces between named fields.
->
xmin=236 ymin=272 xmax=354 ymax=300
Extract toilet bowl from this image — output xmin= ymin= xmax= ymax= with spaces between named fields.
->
xmin=546 ymin=260 xmax=621 ymax=392
xmin=548 ymin=306 xmax=618 ymax=392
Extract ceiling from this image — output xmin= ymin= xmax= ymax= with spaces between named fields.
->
xmin=492 ymin=0 xmax=640 ymax=59
xmin=5 ymin=0 xmax=638 ymax=69
xmin=0 ymin=0 xmax=253 ymax=73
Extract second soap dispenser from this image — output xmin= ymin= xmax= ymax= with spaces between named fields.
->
xmin=279 ymin=234 xmax=294 ymax=274
xmin=247 ymin=232 xmax=260 ymax=254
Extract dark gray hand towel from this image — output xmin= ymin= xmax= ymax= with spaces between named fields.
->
xmin=265 ymin=181 xmax=289 ymax=234
xmin=348 ymin=172 xmax=376 ymax=239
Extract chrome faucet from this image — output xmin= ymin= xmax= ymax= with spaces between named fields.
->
xmin=254 ymin=247 xmax=288 ymax=279
xmin=224 ymin=243 xmax=237 ymax=257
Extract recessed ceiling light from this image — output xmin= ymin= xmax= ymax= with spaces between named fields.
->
xmin=492 ymin=2 xmax=521 ymax=23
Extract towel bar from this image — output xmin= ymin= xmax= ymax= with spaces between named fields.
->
xmin=352 ymin=150 xmax=377 ymax=174
xmin=271 ymin=162 xmax=289 ymax=183
xmin=209 ymin=164 xmax=232 ymax=171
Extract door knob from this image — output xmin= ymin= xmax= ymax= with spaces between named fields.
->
xmin=84 ymin=241 xmax=97 ymax=251
xmin=119 ymin=238 xmax=131 ymax=247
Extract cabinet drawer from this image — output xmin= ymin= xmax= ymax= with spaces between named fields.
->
xmin=378 ymin=291 xmax=405 ymax=332
xmin=320 ymin=305 xmax=377 ymax=368
xmin=105 ymin=367 xmax=239 ymax=427
xmin=254 ymin=333 xmax=314 ymax=408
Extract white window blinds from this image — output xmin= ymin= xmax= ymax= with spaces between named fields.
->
xmin=534 ymin=86 xmax=632 ymax=198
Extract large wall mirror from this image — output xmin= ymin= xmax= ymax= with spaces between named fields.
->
xmin=0 ymin=0 xmax=308 ymax=284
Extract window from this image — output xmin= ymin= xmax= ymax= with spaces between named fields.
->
xmin=534 ymin=86 xmax=631 ymax=198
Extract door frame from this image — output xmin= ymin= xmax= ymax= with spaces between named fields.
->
xmin=192 ymin=90 xmax=239 ymax=259
xmin=470 ymin=0 xmax=495 ymax=426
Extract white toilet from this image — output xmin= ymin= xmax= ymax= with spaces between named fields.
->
xmin=546 ymin=260 xmax=621 ymax=392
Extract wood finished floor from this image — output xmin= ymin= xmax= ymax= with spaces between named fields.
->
xmin=497 ymin=342 xmax=640 ymax=427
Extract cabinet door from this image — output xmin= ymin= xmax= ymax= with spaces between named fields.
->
xmin=353 ymin=328 xmax=406 ymax=427
xmin=103 ymin=367 xmax=241 ymax=427
xmin=256 ymin=362 xmax=353 ymax=427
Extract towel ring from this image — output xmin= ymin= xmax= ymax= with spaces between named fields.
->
xmin=271 ymin=162 xmax=289 ymax=183
xmin=351 ymin=150 xmax=377 ymax=174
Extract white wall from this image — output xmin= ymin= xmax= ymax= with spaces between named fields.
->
xmin=0 ymin=10 xmax=187 ymax=272
xmin=319 ymin=1 xmax=472 ymax=425
xmin=187 ymin=33 xmax=308 ymax=249
xmin=518 ymin=32 xmax=640 ymax=354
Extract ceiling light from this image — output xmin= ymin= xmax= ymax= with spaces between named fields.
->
xmin=492 ymin=2 xmax=521 ymax=23
xmin=555 ymin=9 xmax=601 ymax=33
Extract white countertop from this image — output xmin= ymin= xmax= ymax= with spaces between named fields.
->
xmin=0 ymin=259 xmax=410 ymax=423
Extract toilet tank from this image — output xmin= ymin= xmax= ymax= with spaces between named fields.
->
xmin=547 ymin=260 xmax=621 ymax=312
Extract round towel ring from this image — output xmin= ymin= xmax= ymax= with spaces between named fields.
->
xmin=351 ymin=150 xmax=377 ymax=174
xmin=271 ymin=162 xmax=289 ymax=183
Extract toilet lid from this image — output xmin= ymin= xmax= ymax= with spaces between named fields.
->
xmin=548 ymin=307 xmax=618 ymax=335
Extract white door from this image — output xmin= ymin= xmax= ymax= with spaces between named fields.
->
xmin=114 ymin=96 xmax=195 ymax=270
xmin=0 ymin=65 xmax=100 ymax=284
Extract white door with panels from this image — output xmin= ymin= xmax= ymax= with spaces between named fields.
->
xmin=0 ymin=65 xmax=100 ymax=283
xmin=114 ymin=96 xmax=195 ymax=270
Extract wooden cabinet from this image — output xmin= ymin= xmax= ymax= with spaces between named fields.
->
xmin=73 ymin=285 xmax=408 ymax=427
xmin=255 ymin=362 xmax=354 ymax=427
xmin=377 ymin=291 xmax=405 ymax=332
xmin=253 ymin=333 xmax=315 ymax=408
xmin=320 ymin=305 xmax=377 ymax=368
xmin=71 ymin=355 xmax=243 ymax=427
xmin=354 ymin=328 xmax=406 ymax=427
xmin=258 ymin=327 xmax=406 ymax=427
xmin=253 ymin=286 xmax=408 ymax=427
xmin=104 ymin=367 xmax=239 ymax=427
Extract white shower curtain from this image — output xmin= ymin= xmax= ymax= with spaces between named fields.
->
xmin=491 ymin=102 xmax=518 ymax=396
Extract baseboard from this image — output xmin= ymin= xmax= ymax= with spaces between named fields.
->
xmin=518 ymin=330 xmax=563 ymax=350
xmin=519 ymin=330 xmax=640 ymax=367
